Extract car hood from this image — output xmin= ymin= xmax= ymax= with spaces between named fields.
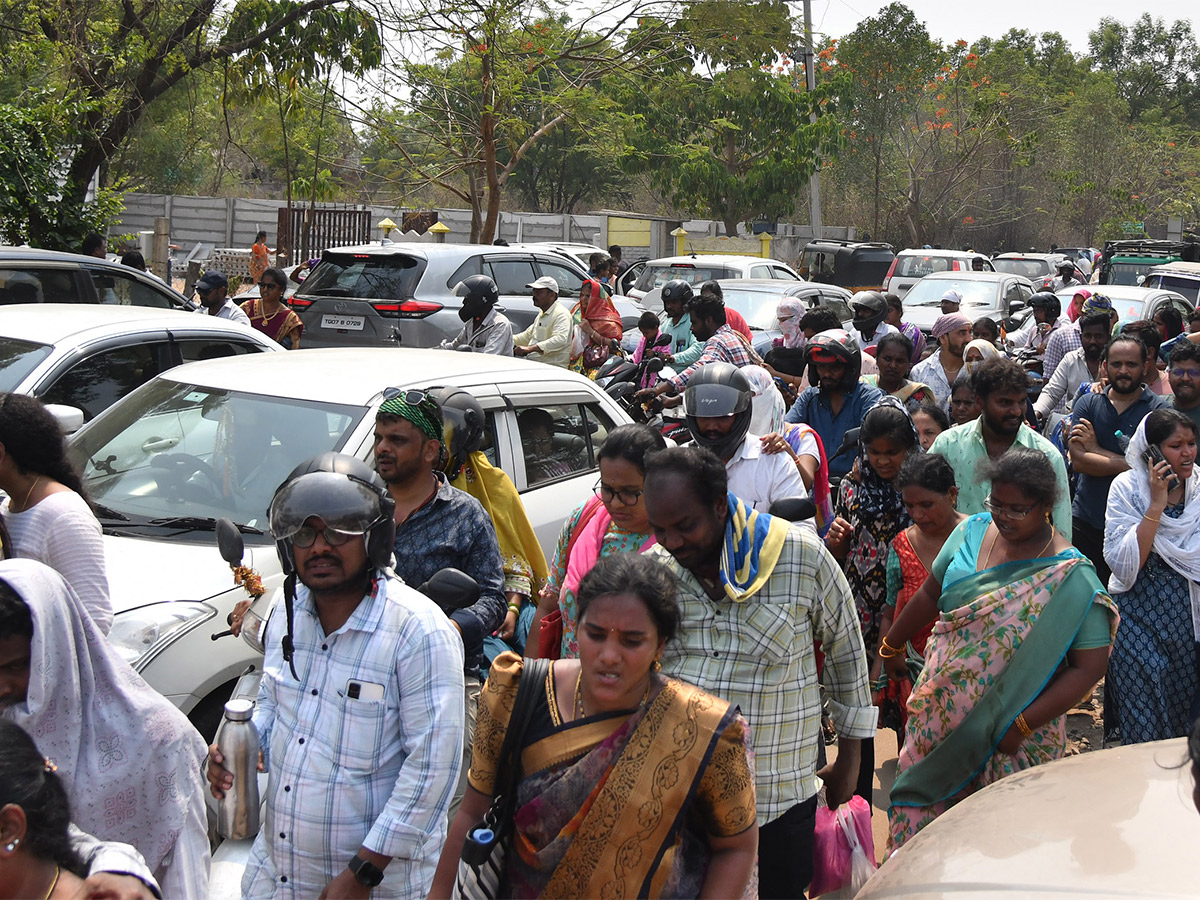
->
xmin=104 ymin=533 xmax=278 ymax=612
xmin=858 ymin=739 xmax=1199 ymax=899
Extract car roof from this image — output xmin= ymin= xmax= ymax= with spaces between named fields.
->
xmin=858 ymin=738 xmax=1199 ymax=899
xmin=1149 ymin=261 xmax=1200 ymax=276
xmin=154 ymin=347 xmax=603 ymax=405
xmin=994 ymin=252 xmax=1063 ymax=260
xmin=642 ymin=255 xmax=787 ymax=267
xmin=896 ymin=248 xmax=984 ymax=257
xmin=0 ymin=304 xmax=275 ymax=345
xmin=1055 ymin=285 xmax=1176 ymax=301
xmin=919 ymin=271 xmax=1017 ymax=282
xmin=714 ymin=278 xmax=849 ymax=294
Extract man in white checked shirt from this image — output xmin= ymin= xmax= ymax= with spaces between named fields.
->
xmin=643 ymin=446 xmax=875 ymax=900
xmin=207 ymin=454 xmax=464 ymax=899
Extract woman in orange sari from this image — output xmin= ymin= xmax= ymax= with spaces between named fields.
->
xmin=570 ymin=279 xmax=623 ymax=378
xmin=430 ymin=553 xmax=758 ymax=899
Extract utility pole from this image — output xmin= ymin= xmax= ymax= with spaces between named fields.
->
xmin=802 ymin=0 xmax=823 ymax=240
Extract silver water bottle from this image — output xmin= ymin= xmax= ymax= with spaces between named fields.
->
xmin=216 ymin=698 xmax=261 ymax=840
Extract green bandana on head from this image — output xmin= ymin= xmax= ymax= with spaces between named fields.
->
xmin=379 ymin=394 xmax=444 ymax=444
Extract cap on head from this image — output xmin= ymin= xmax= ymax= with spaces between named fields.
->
xmin=526 ymin=276 xmax=559 ymax=293
xmin=196 ymin=271 xmax=228 ymax=292
xmin=940 ymin=289 xmax=963 ymax=306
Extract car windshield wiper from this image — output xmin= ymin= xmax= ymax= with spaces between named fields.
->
xmin=146 ymin=516 xmax=265 ymax=534
xmin=93 ymin=503 xmax=128 ymax=522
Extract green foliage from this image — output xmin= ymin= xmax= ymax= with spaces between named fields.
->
xmin=1089 ymin=15 xmax=1200 ymax=126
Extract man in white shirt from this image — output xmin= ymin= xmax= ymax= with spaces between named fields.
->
xmin=849 ymin=290 xmax=899 ymax=354
xmin=440 ymin=274 xmax=513 ymax=355
xmin=683 ymin=363 xmax=812 ymax=532
xmin=194 ymin=270 xmax=251 ymax=326
xmin=911 ymin=312 xmax=971 ymax=410
xmin=512 ymin=276 xmax=572 ymax=367
xmin=1034 ymin=311 xmax=1110 ymax=423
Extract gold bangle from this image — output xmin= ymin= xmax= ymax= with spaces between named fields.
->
xmin=1014 ymin=713 xmax=1034 ymax=738
xmin=878 ymin=644 xmax=901 ymax=659
xmin=1143 ymin=513 xmax=1161 ymax=523
xmin=880 ymin=635 xmax=903 ymax=655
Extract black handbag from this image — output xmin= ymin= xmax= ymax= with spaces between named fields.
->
xmin=455 ymin=656 xmax=549 ymax=899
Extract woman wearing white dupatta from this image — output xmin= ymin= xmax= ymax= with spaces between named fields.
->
xmin=0 ymin=559 xmax=210 ymax=897
xmin=1103 ymin=409 xmax=1200 ymax=744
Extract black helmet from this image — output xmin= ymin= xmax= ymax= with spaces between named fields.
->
xmin=269 ymin=452 xmax=396 ymax=575
xmin=683 ymin=362 xmax=753 ymax=460
xmin=456 ymin=274 xmax=500 ymax=321
xmin=660 ymin=279 xmax=694 ymax=308
xmin=430 ymin=385 xmax=485 ymax=479
xmin=850 ymin=290 xmax=887 ymax=340
xmin=1028 ymin=291 xmax=1061 ymax=320
xmin=806 ymin=328 xmax=862 ymax=391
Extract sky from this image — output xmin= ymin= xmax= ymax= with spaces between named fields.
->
xmin=804 ymin=0 xmax=1192 ymax=51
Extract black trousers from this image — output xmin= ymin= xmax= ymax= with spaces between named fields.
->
xmin=758 ymin=795 xmax=819 ymax=900
xmin=1071 ymin=516 xmax=1111 ymax=584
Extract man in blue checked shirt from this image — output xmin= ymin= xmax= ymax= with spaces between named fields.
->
xmin=207 ymin=454 xmax=465 ymax=898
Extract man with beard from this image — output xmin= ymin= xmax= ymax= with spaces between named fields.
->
xmin=930 ymin=357 xmax=1073 ymax=535
xmin=372 ymin=390 xmax=505 ymax=815
xmin=642 ymin=446 xmax=874 ymax=900
xmin=638 ymin=294 xmax=756 ymax=401
xmin=1034 ymin=311 xmax=1111 ymax=421
xmin=207 ymin=453 xmax=464 ymax=898
xmin=1169 ymin=341 xmax=1200 ymax=432
xmin=1069 ymin=335 xmax=1165 ymax=581
xmin=911 ymin=312 xmax=972 ymax=410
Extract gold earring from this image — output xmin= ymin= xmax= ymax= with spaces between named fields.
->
xmin=1045 ymin=511 xmax=1052 ymax=524
xmin=653 ymin=658 xmax=662 ymax=673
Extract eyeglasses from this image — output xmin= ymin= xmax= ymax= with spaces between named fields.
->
xmin=1170 ymin=367 xmax=1200 ymax=379
xmin=291 ymin=524 xmax=360 ymax=548
xmin=258 ymin=281 xmax=282 ymax=291
xmin=983 ymin=496 xmax=1036 ymax=520
xmin=594 ymin=479 xmax=643 ymax=507
xmin=382 ymin=387 xmax=438 ymax=412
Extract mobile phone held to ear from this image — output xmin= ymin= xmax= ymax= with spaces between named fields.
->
xmin=1143 ymin=443 xmax=1183 ymax=492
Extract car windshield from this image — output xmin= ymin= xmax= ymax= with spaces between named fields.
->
xmin=1108 ymin=262 xmax=1157 ymax=286
xmin=904 ymin=279 xmax=1000 ymax=309
xmin=720 ymin=289 xmax=799 ymax=331
xmin=69 ymin=378 xmax=367 ymax=535
xmin=992 ymin=258 xmax=1050 ymax=279
xmin=0 ymin=337 xmax=53 ymax=392
xmin=633 ymin=264 xmax=732 ymax=293
xmin=896 ymin=255 xmax=955 ymax=278
xmin=295 ymin=253 xmax=426 ymax=300
xmin=1154 ymin=275 xmax=1200 ymax=303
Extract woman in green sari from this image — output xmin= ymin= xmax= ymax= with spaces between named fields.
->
xmin=880 ymin=446 xmax=1117 ymax=853
xmin=430 ymin=553 xmax=758 ymax=899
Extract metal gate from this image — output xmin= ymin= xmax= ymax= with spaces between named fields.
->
xmin=276 ymin=207 xmax=372 ymax=263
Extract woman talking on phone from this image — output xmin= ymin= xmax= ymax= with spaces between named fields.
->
xmin=1104 ymin=408 xmax=1200 ymax=743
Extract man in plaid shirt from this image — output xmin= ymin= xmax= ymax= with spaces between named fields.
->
xmin=643 ymin=446 xmax=875 ymax=900
xmin=637 ymin=295 xmax=758 ymax=403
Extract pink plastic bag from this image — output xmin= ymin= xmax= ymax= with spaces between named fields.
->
xmin=808 ymin=795 xmax=878 ymax=897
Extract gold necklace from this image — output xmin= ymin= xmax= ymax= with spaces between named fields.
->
xmin=985 ymin=524 xmax=1055 ymax=570
xmin=16 ymin=475 xmax=41 ymax=512
xmin=43 ymin=865 xmax=60 ymax=900
xmin=573 ymin=669 xmax=651 ymax=720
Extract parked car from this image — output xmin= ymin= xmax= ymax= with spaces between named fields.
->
xmin=625 ymin=254 xmax=801 ymax=301
xmin=66 ymin=348 xmax=633 ymax=739
xmin=627 ymin=278 xmax=853 ymax=356
xmin=288 ymin=243 xmax=646 ymax=349
xmin=901 ymin=271 xmax=1036 ymax=335
xmin=857 ymin=738 xmax=1199 ymax=899
xmin=1099 ymin=239 xmax=1192 ymax=286
xmin=0 ymin=305 xmax=280 ymax=425
xmin=0 ymin=246 xmax=195 ymax=310
xmin=1055 ymin=284 xmax=1192 ymax=326
xmin=884 ymin=249 xmax=994 ymax=297
xmin=797 ymin=239 xmax=896 ymax=292
xmin=991 ymin=252 xmax=1071 ymax=291
xmin=512 ymin=242 xmax=609 ymax=271
xmin=1142 ymin=261 xmax=1200 ymax=305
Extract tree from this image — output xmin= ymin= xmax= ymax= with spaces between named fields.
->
xmin=0 ymin=0 xmax=381 ymax=232
xmin=1089 ymin=15 xmax=1200 ymax=125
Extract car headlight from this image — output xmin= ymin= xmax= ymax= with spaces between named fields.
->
xmin=109 ymin=602 xmax=217 ymax=670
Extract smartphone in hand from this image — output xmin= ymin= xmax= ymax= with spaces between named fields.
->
xmin=1143 ymin=443 xmax=1182 ymax=492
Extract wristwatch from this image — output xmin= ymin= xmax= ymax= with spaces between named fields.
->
xmin=348 ymin=855 xmax=385 ymax=888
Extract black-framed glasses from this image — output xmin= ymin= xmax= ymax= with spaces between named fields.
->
xmin=291 ymin=524 xmax=359 ymax=548
xmin=594 ymin=478 xmax=643 ymax=506
xmin=257 ymin=281 xmax=282 ymax=291
xmin=983 ymin=496 xmax=1035 ymax=520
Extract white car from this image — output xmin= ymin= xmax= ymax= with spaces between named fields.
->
xmin=0 ymin=304 xmax=281 ymax=426
xmin=66 ymin=348 xmax=633 ymax=738
xmin=625 ymin=254 xmax=801 ymax=300
xmin=900 ymin=271 xmax=1036 ymax=336
xmin=884 ymin=248 xmax=994 ymax=297
xmin=858 ymin=738 xmax=1200 ymax=898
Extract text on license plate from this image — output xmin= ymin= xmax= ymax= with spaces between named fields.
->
xmin=320 ymin=314 xmax=365 ymax=331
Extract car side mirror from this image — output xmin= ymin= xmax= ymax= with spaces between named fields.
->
xmin=215 ymin=517 xmax=246 ymax=566
xmin=45 ymin=404 xmax=85 ymax=435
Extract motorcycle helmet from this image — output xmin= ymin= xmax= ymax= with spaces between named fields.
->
xmin=683 ymin=362 xmax=754 ymax=460
xmin=850 ymin=290 xmax=887 ymax=341
xmin=1028 ymin=291 xmax=1061 ymax=321
xmin=660 ymin=279 xmax=694 ymax=309
xmin=430 ymin=385 xmax=485 ymax=479
xmin=806 ymin=328 xmax=862 ymax=391
xmin=455 ymin=274 xmax=500 ymax=322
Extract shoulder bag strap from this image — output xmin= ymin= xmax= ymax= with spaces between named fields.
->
xmin=489 ymin=657 xmax=550 ymax=816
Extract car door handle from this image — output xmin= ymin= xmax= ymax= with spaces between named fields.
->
xmin=142 ymin=436 xmax=180 ymax=452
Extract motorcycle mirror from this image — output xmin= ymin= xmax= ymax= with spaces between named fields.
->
xmin=653 ymin=333 xmax=672 ymax=347
xmin=608 ymin=381 xmax=636 ymax=399
xmin=768 ymin=497 xmax=817 ymax=522
xmin=215 ymin=518 xmax=245 ymax=566
xmin=835 ymin=427 xmax=861 ymax=459
xmin=646 ymin=357 xmax=665 ymax=373
xmin=417 ymin=567 xmax=480 ymax=614
xmin=610 ymin=338 xmax=622 ymax=353
xmin=597 ymin=356 xmax=624 ymax=379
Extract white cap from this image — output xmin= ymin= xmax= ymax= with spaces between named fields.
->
xmin=940 ymin=289 xmax=963 ymax=305
xmin=526 ymin=276 xmax=559 ymax=293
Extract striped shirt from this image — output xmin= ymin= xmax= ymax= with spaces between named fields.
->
xmin=669 ymin=324 xmax=758 ymax=390
xmin=245 ymin=573 xmax=465 ymax=899
xmin=648 ymin=527 xmax=876 ymax=824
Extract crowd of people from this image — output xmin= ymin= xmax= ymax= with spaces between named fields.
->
xmin=2 ymin=260 xmax=1200 ymax=900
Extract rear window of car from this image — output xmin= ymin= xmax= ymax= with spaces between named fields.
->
xmin=296 ymin=253 xmax=427 ymax=300
xmin=992 ymin=258 xmax=1050 ymax=279
xmin=896 ymin=255 xmax=954 ymax=278
xmin=0 ymin=268 xmax=80 ymax=304
xmin=633 ymin=264 xmax=732 ymax=293
xmin=0 ymin=336 xmax=53 ymax=392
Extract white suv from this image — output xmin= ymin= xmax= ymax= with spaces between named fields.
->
xmin=625 ymin=254 xmax=800 ymax=300
xmin=884 ymin=248 xmax=994 ymax=297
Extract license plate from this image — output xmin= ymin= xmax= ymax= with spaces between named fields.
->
xmin=320 ymin=314 xmax=364 ymax=331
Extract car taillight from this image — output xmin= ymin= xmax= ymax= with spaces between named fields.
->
xmin=884 ymin=259 xmax=897 ymax=284
xmin=373 ymin=299 xmax=443 ymax=318
xmin=289 ymin=297 xmax=313 ymax=308
xmin=951 ymin=260 xmax=961 ymax=271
